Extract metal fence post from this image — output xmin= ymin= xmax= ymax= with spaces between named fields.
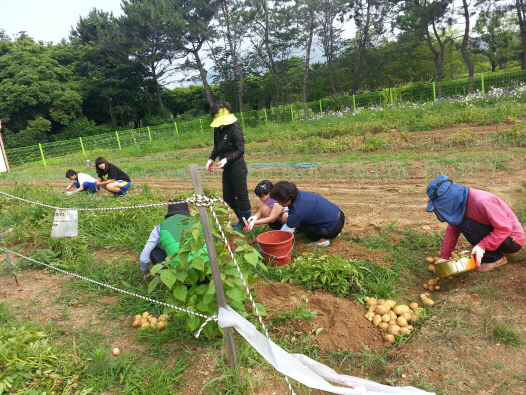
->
xmin=174 ymin=122 xmax=179 ymax=135
xmin=240 ymin=113 xmax=245 ymax=128
xmin=290 ymin=106 xmax=294 ymax=123
xmin=433 ymin=82 xmax=436 ymax=102
xmin=79 ymin=137 xmax=86 ymax=156
xmin=264 ymin=108 xmax=268 ymax=124
xmin=389 ymin=88 xmax=394 ymax=105
xmin=352 ymin=95 xmax=356 ymax=110
xmin=199 ymin=119 xmax=204 ymax=133
xmin=147 ymin=126 xmax=152 ymax=141
xmin=319 ymin=100 xmax=323 ymax=113
xmin=481 ymin=74 xmax=485 ymax=93
xmin=38 ymin=143 xmax=46 ymax=167
xmin=115 ymin=131 xmax=122 ymax=150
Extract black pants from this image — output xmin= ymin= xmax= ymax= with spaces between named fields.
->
xmin=457 ymin=217 xmax=522 ymax=263
xmin=222 ymin=158 xmax=250 ymax=212
xmin=150 ymin=247 xmax=210 ymax=286
xmin=298 ymin=210 xmax=345 ymax=242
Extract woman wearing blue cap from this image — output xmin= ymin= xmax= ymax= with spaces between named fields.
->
xmin=205 ymin=101 xmax=251 ymax=231
xmin=426 ymin=175 xmax=524 ymax=272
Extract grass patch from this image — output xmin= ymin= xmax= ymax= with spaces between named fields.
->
xmin=488 ymin=321 xmax=525 ymax=345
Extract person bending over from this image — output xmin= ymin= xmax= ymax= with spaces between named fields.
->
xmin=426 ymin=175 xmax=524 ymax=272
xmin=65 ymin=169 xmax=100 ymax=194
xmin=95 ymin=157 xmax=131 ymax=196
xmin=244 ymin=180 xmax=289 ymax=231
xmin=269 ymin=181 xmax=345 ymax=247
xmin=139 ymin=200 xmax=209 ymax=283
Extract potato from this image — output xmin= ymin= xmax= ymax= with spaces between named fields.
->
xmin=368 ymin=305 xmax=377 ymax=312
xmin=388 ymin=311 xmax=397 ymax=320
xmin=406 ymin=325 xmax=414 ymax=332
xmin=134 ymin=315 xmax=142 ymax=321
xmin=379 ymin=323 xmax=389 ymax=330
xmin=428 ymin=279 xmax=437 ymax=286
xmin=141 ymin=322 xmax=149 ymax=327
xmin=434 ymin=286 xmax=441 ymax=291
xmin=159 ymin=314 xmax=168 ymax=321
xmin=367 ymin=312 xmax=376 ymax=318
xmin=420 ymin=294 xmax=435 ymax=306
xmin=368 ymin=317 xmax=373 ymax=321
xmin=451 ymin=252 xmax=458 ymax=258
xmin=382 ymin=314 xmax=391 ymax=323
xmin=387 ymin=325 xmax=401 ymax=335
xmin=400 ymin=327 xmax=411 ymax=335
xmin=424 ymin=292 xmax=430 ymax=297
xmin=388 ymin=320 xmax=397 ymax=326
xmin=373 ymin=315 xmax=382 ymax=326
xmin=112 ymin=348 xmax=120 ymax=356
xmin=428 ymin=265 xmax=436 ymax=273
xmin=401 ymin=312 xmax=412 ymax=321
xmin=392 ymin=305 xmax=410 ymax=315
xmin=132 ymin=320 xmax=140 ymax=327
xmin=423 ymin=284 xmax=429 ymax=290
xmin=157 ymin=321 xmax=167 ymax=330
xmin=409 ymin=314 xmax=419 ymax=323
xmin=149 ymin=317 xmax=158 ymax=325
xmin=436 ymin=251 xmax=441 ymax=257
xmin=409 ymin=302 xmax=419 ymax=310
xmin=364 ymin=313 xmax=370 ymax=319
xmin=374 ymin=305 xmax=389 ymax=315
xmin=386 ymin=300 xmax=397 ymax=309
xmin=433 ymin=257 xmax=440 ymax=263
xmin=142 ymin=312 xmax=150 ymax=318
xmin=396 ymin=317 xmax=408 ymax=327
xmin=428 ymin=285 xmax=435 ymax=291
xmin=366 ymin=297 xmax=377 ymax=306
xmin=425 ymin=257 xmax=434 ymax=263
xmin=384 ymin=334 xmax=396 ymax=343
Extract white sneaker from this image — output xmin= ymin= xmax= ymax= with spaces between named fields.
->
xmin=307 ymin=240 xmax=330 ymax=247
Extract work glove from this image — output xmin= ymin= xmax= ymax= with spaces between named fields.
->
xmin=66 ymin=191 xmax=73 ymax=196
xmin=472 ymin=245 xmax=485 ymax=265
xmin=66 ymin=186 xmax=72 ymax=191
xmin=243 ymin=216 xmax=258 ymax=232
xmin=206 ymin=159 xmax=214 ymax=172
xmin=436 ymin=258 xmax=447 ymax=263
xmin=214 ymin=158 xmax=227 ymax=170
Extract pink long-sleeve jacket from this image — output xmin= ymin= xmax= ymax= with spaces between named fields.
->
xmin=440 ymin=189 xmax=525 ymax=259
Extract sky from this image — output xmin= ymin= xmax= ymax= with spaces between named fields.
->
xmin=1 ymin=0 xmax=123 ymax=43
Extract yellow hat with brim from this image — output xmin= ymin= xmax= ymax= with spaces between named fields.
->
xmin=210 ymin=107 xmax=238 ymax=128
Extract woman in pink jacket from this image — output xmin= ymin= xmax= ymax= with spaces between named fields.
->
xmin=426 ymin=175 xmax=524 ymax=272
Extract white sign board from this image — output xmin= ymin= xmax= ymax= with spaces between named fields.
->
xmin=51 ymin=209 xmax=78 ymax=238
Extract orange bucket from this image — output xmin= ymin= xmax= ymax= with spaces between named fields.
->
xmin=256 ymin=230 xmax=294 ymax=266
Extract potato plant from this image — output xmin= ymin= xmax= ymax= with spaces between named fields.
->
xmin=148 ymin=210 xmax=266 ymax=339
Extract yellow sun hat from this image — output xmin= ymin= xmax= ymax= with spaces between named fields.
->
xmin=210 ymin=107 xmax=238 ymax=128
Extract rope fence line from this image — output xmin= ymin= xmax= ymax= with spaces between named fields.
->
xmin=0 ymin=247 xmax=217 ymax=333
xmin=0 ymin=187 xmax=296 ymax=394
xmin=153 ymin=162 xmax=321 ymax=175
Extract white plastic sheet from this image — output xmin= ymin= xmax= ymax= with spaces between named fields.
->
xmin=51 ymin=209 xmax=78 ymax=238
xmin=217 ymin=306 xmax=435 ymax=395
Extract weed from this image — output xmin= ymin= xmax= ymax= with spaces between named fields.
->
xmin=268 ymin=304 xmax=323 ymax=326
xmin=488 ymin=321 xmax=525 ymax=345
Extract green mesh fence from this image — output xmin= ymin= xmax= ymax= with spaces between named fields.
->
xmin=5 ymin=70 xmax=526 ymax=168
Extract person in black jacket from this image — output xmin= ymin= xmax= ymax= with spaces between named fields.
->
xmin=206 ymin=101 xmax=251 ymax=231
xmin=95 ymin=157 xmax=132 ymax=196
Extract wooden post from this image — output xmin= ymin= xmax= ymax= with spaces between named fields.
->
xmin=0 ymin=132 xmax=10 ymax=172
xmin=188 ymin=164 xmax=238 ymax=372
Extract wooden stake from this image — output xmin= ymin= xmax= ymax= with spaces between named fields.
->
xmin=0 ymin=132 xmax=10 ymax=172
xmin=188 ymin=164 xmax=238 ymax=372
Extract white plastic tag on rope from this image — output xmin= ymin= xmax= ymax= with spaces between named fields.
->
xmin=51 ymin=209 xmax=78 ymax=238
xmin=217 ymin=306 xmax=435 ymax=395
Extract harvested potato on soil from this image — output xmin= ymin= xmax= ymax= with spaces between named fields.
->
xmin=382 ymin=314 xmax=391 ymax=323
xmin=157 ymin=321 xmax=167 ymax=330
xmin=384 ymin=334 xmax=396 ymax=343
xmin=400 ymin=327 xmax=411 ymax=335
xmin=409 ymin=302 xmax=419 ymax=310
xmin=434 ymin=286 xmax=441 ymax=291
xmin=420 ymin=293 xmax=435 ymax=306
xmin=112 ymin=348 xmax=120 ymax=356
xmin=373 ymin=315 xmax=382 ymax=326
xmin=375 ymin=305 xmax=389 ymax=315
xmin=396 ymin=317 xmax=408 ymax=327
xmin=388 ymin=325 xmax=401 ymax=335
xmin=428 ymin=265 xmax=436 ymax=273
xmin=379 ymin=322 xmax=389 ymax=330
xmin=366 ymin=297 xmax=377 ymax=306
xmin=425 ymin=257 xmax=434 ymax=263
xmin=393 ymin=305 xmax=410 ymax=315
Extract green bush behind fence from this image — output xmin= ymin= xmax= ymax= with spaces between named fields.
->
xmin=5 ymin=70 xmax=526 ymax=168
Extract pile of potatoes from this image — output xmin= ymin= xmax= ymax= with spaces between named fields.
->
xmin=364 ymin=298 xmax=422 ymax=344
xmin=422 ymin=277 xmax=441 ymax=291
xmin=132 ymin=312 xmax=168 ymax=330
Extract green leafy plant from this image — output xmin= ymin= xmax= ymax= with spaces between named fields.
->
xmin=268 ymin=304 xmax=323 ymax=326
xmin=149 ymin=210 xmax=266 ymax=339
xmin=0 ymin=327 xmax=89 ymax=394
xmin=272 ymin=254 xmax=367 ymax=298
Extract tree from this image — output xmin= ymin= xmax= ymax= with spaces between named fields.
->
xmin=512 ymin=0 xmax=526 ymax=69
